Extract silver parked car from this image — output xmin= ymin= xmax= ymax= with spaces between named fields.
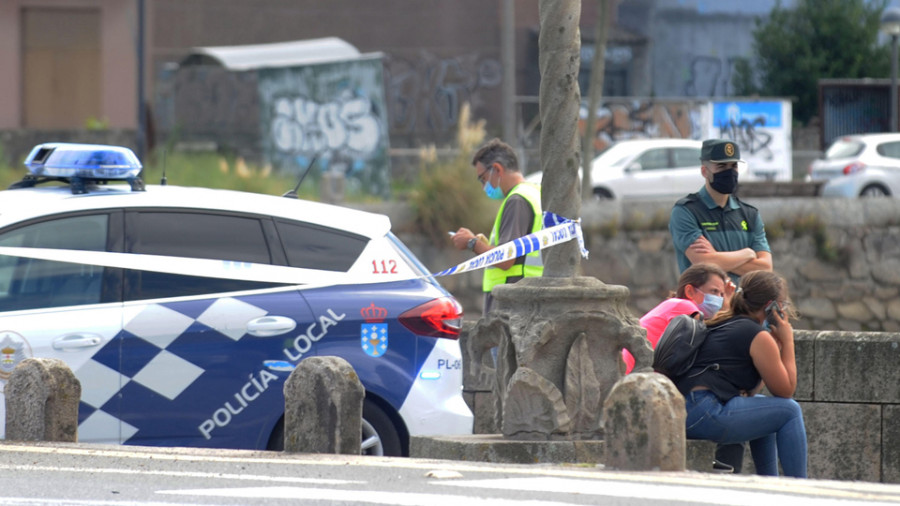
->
xmin=808 ymin=133 xmax=900 ymax=197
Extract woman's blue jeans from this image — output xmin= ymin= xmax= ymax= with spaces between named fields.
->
xmin=685 ymin=390 xmax=808 ymax=478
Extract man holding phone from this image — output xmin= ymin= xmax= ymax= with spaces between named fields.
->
xmin=451 ymin=138 xmax=543 ymax=316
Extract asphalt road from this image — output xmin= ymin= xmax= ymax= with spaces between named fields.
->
xmin=1 ymin=441 xmax=899 ymax=505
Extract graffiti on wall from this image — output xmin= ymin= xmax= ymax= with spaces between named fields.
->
xmin=683 ymin=56 xmax=741 ymax=98
xmin=384 ymin=51 xmax=501 ymax=142
xmin=258 ymin=58 xmax=391 ymax=198
xmin=580 ymin=101 xmax=704 ymax=152
xmin=270 ymin=91 xmax=382 ymax=162
xmin=716 ymin=116 xmax=774 ymax=161
xmin=710 ymin=101 xmax=791 ymax=181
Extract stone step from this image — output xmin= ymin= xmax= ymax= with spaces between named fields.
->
xmin=411 ymin=435 xmax=754 ymax=474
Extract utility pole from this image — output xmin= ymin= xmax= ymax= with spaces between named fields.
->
xmin=538 ymin=0 xmax=582 ymax=277
xmin=136 ymin=0 xmax=146 ymax=163
xmin=502 ymin=0 xmax=517 ymax=144
xmin=581 ymin=0 xmax=610 ymax=202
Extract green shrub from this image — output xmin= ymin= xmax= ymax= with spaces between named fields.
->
xmin=0 ymin=146 xmax=312 ymax=198
xmin=411 ymin=104 xmax=498 ymax=247
xmin=141 ymin=150 xmax=306 ymax=197
xmin=0 ymin=145 xmax=27 ymax=189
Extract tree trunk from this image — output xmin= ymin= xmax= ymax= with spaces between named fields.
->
xmin=538 ymin=0 xmax=582 ymax=278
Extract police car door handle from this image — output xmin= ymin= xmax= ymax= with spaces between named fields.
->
xmin=246 ymin=316 xmax=297 ymax=337
xmin=52 ymin=333 xmax=103 ymax=350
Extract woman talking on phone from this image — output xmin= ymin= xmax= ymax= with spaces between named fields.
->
xmin=676 ymin=270 xmax=808 ymax=478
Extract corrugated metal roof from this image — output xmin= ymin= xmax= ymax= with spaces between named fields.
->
xmin=180 ymin=37 xmax=362 ymax=71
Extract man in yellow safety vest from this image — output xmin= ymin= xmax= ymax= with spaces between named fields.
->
xmin=451 ymin=138 xmax=543 ymax=315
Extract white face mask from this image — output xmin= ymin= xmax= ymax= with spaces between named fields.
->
xmin=698 ymin=292 xmax=724 ymax=319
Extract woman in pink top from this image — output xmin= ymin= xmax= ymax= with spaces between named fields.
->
xmin=623 ymin=263 xmax=733 ymax=374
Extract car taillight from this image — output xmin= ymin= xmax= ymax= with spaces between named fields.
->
xmin=844 ymin=162 xmax=865 ymax=175
xmin=399 ymin=297 xmax=463 ymax=339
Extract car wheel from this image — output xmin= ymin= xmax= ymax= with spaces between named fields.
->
xmin=860 ymin=184 xmax=890 ymax=197
xmin=362 ymin=398 xmax=403 ymax=457
xmin=266 ymin=418 xmax=285 ymax=451
xmin=593 ymin=187 xmax=614 ymax=199
xmin=265 ymin=399 xmax=403 ymax=456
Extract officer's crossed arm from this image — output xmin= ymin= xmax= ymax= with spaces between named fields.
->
xmin=686 ymin=236 xmax=772 ymax=274
xmin=731 ymin=250 xmax=773 ymax=275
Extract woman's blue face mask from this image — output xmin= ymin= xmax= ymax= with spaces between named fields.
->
xmin=698 ymin=292 xmax=724 ymax=319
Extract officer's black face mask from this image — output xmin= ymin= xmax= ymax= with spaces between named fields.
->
xmin=710 ymin=168 xmax=738 ymax=194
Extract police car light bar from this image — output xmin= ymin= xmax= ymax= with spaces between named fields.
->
xmin=13 ymin=143 xmax=145 ymax=194
xmin=25 ymin=142 xmax=143 ymax=179
xmin=25 ymin=142 xmax=141 ymax=180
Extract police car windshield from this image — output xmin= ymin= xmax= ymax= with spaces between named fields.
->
xmin=386 ymin=232 xmax=435 ymax=283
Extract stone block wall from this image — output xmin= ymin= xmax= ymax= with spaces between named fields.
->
xmin=794 ymin=329 xmax=900 ymax=482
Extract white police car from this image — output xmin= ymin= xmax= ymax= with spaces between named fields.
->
xmin=0 ymin=143 xmax=473 ymax=455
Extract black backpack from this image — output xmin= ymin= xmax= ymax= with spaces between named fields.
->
xmin=652 ymin=314 xmax=709 ymax=380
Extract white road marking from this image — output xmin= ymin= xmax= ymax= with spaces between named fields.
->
xmin=0 ymin=463 xmax=360 ymax=485
xmin=434 ymin=477 xmax=899 ymax=506
xmin=156 ymin=486 xmax=575 ymax=505
xmin=0 ymin=500 xmax=173 ymax=506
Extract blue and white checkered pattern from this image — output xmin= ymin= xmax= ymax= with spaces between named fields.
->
xmin=76 ymin=297 xmax=269 ymax=443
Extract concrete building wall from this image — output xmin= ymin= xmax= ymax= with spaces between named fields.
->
xmin=0 ymin=0 xmax=137 ymax=129
xmin=651 ymin=11 xmax=756 ymax=98
xmin=0 ymin=1 xmax=648 ymax=155
xmin=146 ymin=1 xmax=633 ymax=149
xmin=0 ymin=2 xmax=21 ymax=129
xmin=149 ymin=0 xmax=509 ymax=148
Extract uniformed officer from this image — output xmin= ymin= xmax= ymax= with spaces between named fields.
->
xmin=669 ymin=139 xmax=772 ymax=285
xmin=668 ymin=138 xmax=773 ymax=474
xmin=451 ymin=138 xmax=543 ymax=315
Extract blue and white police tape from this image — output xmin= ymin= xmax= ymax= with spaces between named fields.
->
xmin=0 ymin=212 xmax=587 ymax=285
xmin=433 ymin=211 xmax=588 ymax=277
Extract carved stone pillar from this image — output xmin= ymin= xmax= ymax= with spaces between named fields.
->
xmin=470 ymin=276 xmax=653 ymax=441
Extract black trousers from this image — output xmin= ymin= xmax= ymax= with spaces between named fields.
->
xmin=715 ymin=442 xmax=745 ymax=473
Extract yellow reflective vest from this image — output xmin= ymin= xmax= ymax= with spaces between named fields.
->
xmin=482 ymin=182 xmax=543 ymax=293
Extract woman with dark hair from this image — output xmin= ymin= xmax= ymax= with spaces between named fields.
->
xmin=677 ymin=270 xmax=807 ymax=478
xmin=623 ymin=263 xmax=733 ymax=374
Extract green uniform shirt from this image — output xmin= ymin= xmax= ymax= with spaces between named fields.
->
xmin=669 ymin=186 xmax=770 ymax=283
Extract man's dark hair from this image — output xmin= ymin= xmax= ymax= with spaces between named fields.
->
xmin=472 ymin=138 xmax=519 ymax=172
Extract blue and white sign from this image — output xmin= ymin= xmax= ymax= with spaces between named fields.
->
xmin=713 ymin=102 xmax=782 ymax=128
xmin=706 ymin=100 xmax=793 ymax=181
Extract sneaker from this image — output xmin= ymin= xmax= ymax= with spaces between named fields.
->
xmin=711 ymin=459 xmax=735 ymax=473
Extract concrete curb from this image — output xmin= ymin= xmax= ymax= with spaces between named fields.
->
xmin=410 ymin=434 xmax=604 ymax=465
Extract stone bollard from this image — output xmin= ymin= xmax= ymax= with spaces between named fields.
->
xmin=5 ymin=357 xmax=81 ymax=442
xmin=283 ymin=356 xmax=364 ymax=454
xmin=602 ymin=372 xmax=685 ymax=471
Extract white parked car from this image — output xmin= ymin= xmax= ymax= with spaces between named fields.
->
xmin=526 ymin=138 xmax=743 ymax=199
xmin=808 ymin=133 xmax=900 ymax=197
